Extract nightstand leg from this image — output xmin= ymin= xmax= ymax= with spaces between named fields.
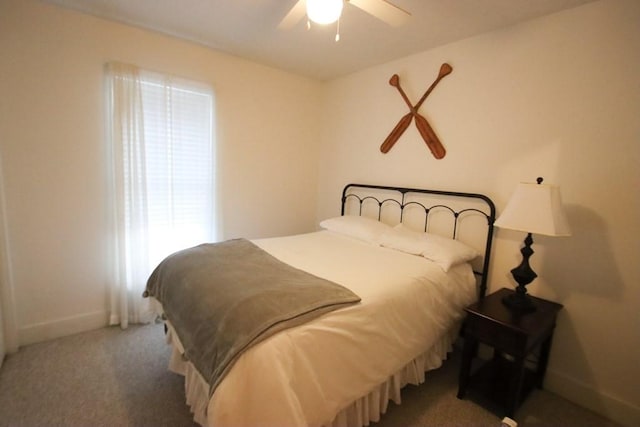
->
xmin=457 ymin=336 xmax=477 ymax=399
xmin=507 ymin=355 xmax=526 ymax=418
xmin=536 ymin=333 xmax=554 ymax=388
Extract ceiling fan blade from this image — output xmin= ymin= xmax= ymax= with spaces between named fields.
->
xmin=278 ymin=0 xmax=307 ymax=30
xmin=348 ymin=0 xmax=410 ymax=27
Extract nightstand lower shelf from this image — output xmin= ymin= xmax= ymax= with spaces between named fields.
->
xmin=464 ymin=355 xmax=539 ymax=414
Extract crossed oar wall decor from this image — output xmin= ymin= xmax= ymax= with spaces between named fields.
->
xmin=380 ymin=63 xmax=453 ymax=159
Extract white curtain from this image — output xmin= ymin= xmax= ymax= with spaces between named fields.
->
xmin=106 ymin=62 xmax=215 ymax=329
xmin=106 ymin=62 xmax=154 ymax=328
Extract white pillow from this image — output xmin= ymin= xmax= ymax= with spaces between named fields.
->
xmin=380 ymin=224 xmax=479 ymax=271
xmin=421 ymin=232 xmax=479 ymax=271
xmin=378 ymin=223 xmax=428 ymax=255
xmin=319 ymin=216 xmax=390 ymax=244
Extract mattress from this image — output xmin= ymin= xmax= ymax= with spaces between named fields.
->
xmin=159 ymin=230 xmax=477 ymax=426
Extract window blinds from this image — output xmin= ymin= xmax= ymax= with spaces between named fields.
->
xmin=138 ymin=73 xmax=215 ymax=268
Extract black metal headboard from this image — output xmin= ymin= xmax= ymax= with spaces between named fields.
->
xmin=341 ymin=183 xmax=496 ymax=299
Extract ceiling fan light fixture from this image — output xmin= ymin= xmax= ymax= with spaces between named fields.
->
xmin=306 ymin=0 xmax=343 ymax=25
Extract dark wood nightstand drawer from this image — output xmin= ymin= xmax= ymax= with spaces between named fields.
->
xmin=465 ymin=314 xmax=526 ymax=356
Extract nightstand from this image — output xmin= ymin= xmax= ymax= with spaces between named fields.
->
xmin=457 ymin=288 xmax=563 ymax=418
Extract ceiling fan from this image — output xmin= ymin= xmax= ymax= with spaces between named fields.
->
xmin=278 ymin=0 xmax=411 ymax=32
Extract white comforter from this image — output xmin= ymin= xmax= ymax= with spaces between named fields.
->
xmin=165 ymin=230 xmax=477 ymax=426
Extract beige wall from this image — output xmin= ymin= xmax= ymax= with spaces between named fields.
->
xmin=0 ymin=0 xmax=322 ymax=343
xmin=1 ymin=0 xmax=638 ymax=425
xmin=318 ymin=0 xmax=639 ymax=425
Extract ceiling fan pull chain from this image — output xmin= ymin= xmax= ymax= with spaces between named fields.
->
xmin=335 ymin=17 xmax=341 ymax=42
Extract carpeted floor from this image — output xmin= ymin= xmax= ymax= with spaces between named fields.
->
xmin=0 ymin=323 xmax=620 ymax=427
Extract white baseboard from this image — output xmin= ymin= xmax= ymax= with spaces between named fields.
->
xmin=18 ymin=310 xmax=109 ymax=347
xmin=545 ymin=368 xmax=640 ymax=427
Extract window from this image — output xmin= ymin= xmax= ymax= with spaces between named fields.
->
xmin=139 ymin=75 xmax=216 ymax=267
xmin=106 ymin=62 xmax=216 ymax=327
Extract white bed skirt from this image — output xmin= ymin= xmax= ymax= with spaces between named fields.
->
xmin=165 ymin=323 xmax=457 ymax=427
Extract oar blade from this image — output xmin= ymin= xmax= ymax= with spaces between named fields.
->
xmin=380 ymin=113 xmax=413 ymax=153
xmin=414 ymin=115 xmax=446 ymax=159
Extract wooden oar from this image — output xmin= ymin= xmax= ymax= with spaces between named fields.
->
xmin=389 ymin=74 xmax=447 ymax=158
xmin=391 ymin=64 xmax=451 ymax=158
xmin=380 ymin=112 xmax=413 ymax=153
xmin=380 ymin=64 xmax=452 ymax=158
xmin=414 ymin=113 xmax=446 ymax=159
xmin=415 ymin=63 xmax=453 ymax=111
xmin=412 ymin=63 xmax=452 ymax=159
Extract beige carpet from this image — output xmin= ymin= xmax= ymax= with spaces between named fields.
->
xmin=0 ymin=323 xmax=619 ymax=427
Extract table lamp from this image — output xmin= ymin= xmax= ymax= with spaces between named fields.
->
xmin=494 ymin=177 xmax=571 ymax=312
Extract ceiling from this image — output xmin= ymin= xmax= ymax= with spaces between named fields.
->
xmin=42 ymin=0 xmax=596 ymax=81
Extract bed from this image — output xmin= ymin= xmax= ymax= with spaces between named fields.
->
xmin=145 ymin=183 xmax=496 ymax=427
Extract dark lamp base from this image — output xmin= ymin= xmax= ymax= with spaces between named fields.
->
xmin=502 ymin=232 xmax=538 ymax=313
xmin=502 ymin=291 xmax=536 ymax=313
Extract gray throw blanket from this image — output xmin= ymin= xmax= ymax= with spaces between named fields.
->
xmin=144 ymin=238 xmax=361 ymax=397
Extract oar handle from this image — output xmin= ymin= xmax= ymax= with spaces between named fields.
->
xmin=415 ymin=63 xmax=453 ymax=111
xmin=389 ymin=75 xmax=414 ymax=112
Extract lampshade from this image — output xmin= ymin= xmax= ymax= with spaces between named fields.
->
xmin=307 ymin=0 xmax=343 ymax=25
xmin=495 ymin=181 xmax=571 ymax=237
